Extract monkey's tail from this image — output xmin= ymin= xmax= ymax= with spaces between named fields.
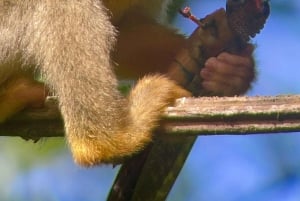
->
xmin=70 ymin=75 xmax=190 ymax=166
xmin=129 ymin=74 xmax=190 ymax=130
xmin=127 ymin=74 xmax=190 ymax=146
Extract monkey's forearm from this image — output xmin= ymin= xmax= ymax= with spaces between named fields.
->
xmin=114 ymin=12 xmax=185 ymax=79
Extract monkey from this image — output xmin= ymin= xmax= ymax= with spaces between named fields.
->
xmin=0 ymin=0 xmax=255 ymax=166
xmin=0 ymin=0 xmax=191 ymax=166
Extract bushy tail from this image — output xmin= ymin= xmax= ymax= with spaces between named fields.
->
xmin=70 ymin=75 xmax=190 ymax=166
xmin=128 ymin=75 xmax=190 ymax=136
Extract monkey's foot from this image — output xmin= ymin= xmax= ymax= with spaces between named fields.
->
xmin=0 ymin=76 xmax=47 ymax=122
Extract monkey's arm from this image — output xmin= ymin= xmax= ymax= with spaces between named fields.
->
xmin=114 ymin=11 xmax=255 ymax=96
xmin=113 ymin=12 xmax=185 ymax=78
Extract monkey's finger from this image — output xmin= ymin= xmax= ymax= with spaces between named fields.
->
xmin=202 ymin=74 xmax=251 ymax=96
xmin=202 ymin=58 xmax=255 ymax=82
xmin=216 ymin=52 xmax=254 ymax=71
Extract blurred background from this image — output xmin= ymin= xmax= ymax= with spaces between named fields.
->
xmin=1 ymin=0 xmax=300 ymax=200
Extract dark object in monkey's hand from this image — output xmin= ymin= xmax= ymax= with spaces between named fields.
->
xmin=168 ymin=0 xmax=270 ymax=95
xmin=226 ymin=0 xmax=270 ymax=41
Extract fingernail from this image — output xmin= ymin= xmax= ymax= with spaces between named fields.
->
xmin=205 ymin=58 xmax=214 ymax=67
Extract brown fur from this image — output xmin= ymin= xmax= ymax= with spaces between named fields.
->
xmin=0 ymin=0 xmax=189 ymax=166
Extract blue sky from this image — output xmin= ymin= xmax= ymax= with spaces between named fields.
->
xmin=1 ymin=1 xmax=300 ymax=201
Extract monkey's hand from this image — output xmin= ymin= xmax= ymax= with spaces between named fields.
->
xmin=170 ymin=3 xmax=268 ymax=96
xmin=201 ymin=44 xmax=255 ymax=96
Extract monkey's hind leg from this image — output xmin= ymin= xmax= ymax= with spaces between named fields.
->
xmin=0 ymin=74 xmax=47 ymax=122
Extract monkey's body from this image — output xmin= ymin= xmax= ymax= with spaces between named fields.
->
xmin=0 ymin=0 xmax=260 ymax=165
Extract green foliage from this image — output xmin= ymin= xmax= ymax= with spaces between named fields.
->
xmin=1 ymin=137 xmax=65 ymax=170
xmin=118 ymin=80 xmax=135 ymax=95
xmin=166 ymin=0 xmax=186 ymax=23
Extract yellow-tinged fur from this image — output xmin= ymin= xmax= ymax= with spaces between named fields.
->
xmin=70 ymin=75 xmax=189 ymax=165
